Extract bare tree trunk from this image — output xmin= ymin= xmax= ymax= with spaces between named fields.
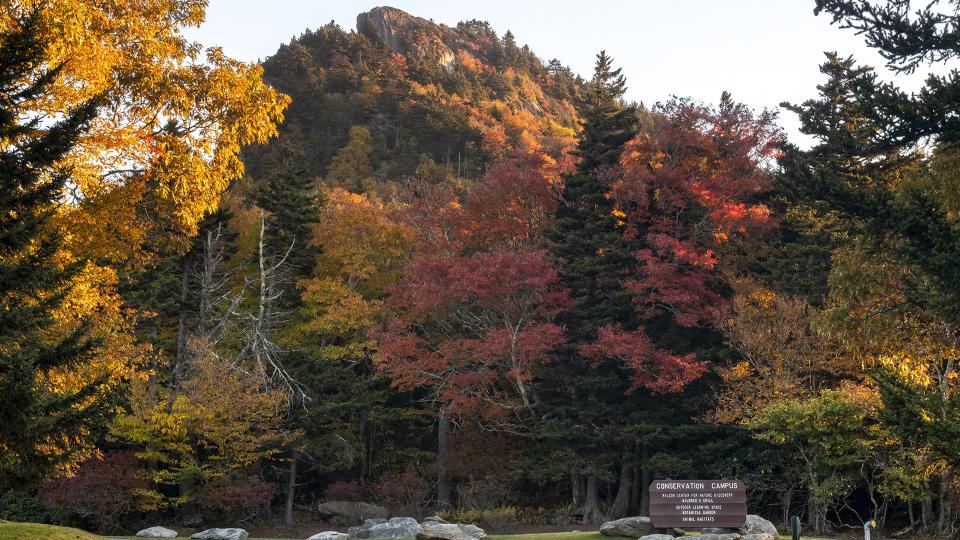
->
xmin=360 ymin=420 xmax=370 ymax=484
xmin=610 ymin=448 xmax=632 ymax=518
xmin=174 ymin=255 xmax=190 ymax=379
xmin=436 ymin=404 xmax=452 ymax=509
xmin=285 ymin=449 xmax=298 ymax=526
xmin=922 ymin=480 xmax=934 ymax=534
xmin=640 ymin=445 xmax=651 ymax=516
xmin=571 ymin=472 xmax=585 ymax=509
xmin=781 ymin=487 xmax=794 ymax=529
xmin=629 ymin=462 xmax=641 ymax=515
xmin=582 ymin=475 xmax=604 ymax=525
xmin=938 ymin=471 xmax=953 ymax=536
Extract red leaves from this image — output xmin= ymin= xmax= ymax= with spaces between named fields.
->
xmin=376 ymin=247 xmax=569 ymax=419
xmin=580 ymin=324 xmax=708 ymax=394
xmin=616 ymin=98 xmax=781 ymax=331
xmin=380 ymin=97 xmax=780 ymax=406
xmin=579 ymin=97 xmax=782 ymax=392
xmin=395 ymin=151 xmax=562 ymax=254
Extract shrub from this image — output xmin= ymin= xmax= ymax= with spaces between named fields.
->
xmin=371 ymin=466 xmax=432 ymax=518
xmin=194 ymin=475 xmax=277 ymax=521
xmin=324 ymin=479 xmax=370 ymax=502
xmin=445 ymin=506 xmax=518 ymax=531
xmin=36 ymin=450 xmax=147 ymax=532
xmin=0 ymin=490 xmax=52 ymax=523
xmin=456 ymin=477 xmax=511 ymax=510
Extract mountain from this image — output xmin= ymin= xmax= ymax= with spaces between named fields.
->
xmin=244 ymin=6 xmax=584 ymax=187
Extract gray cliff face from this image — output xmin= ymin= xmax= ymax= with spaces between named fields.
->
xmin=357 ymin=6 xmax=456 ymax=68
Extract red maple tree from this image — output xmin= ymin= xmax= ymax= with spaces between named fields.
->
xmin=588 ymin=94 xmax=782 ymax=392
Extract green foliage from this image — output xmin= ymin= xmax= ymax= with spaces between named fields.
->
xmin=0 ymin=11 xmax=105 ymax=490
xmin=326 ymin=125 xmax=376 ymax=192
xmin=750 ymin=389 xmax=877 ymax=532
xmin=0 ymin=491 xmax=51 ymax=523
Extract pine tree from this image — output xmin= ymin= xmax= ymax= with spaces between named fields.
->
xmin=254 ymin=144 xmax=321 ymax=277
xmin=0 ymin=10 xmax=102 ymax=489
xmin=537 ymin=51 xmax=640 ymax=525
xmin=550 ymin=50 xmax=638 ymax=344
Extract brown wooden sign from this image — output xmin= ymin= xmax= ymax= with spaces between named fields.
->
xmin=649 ymin=480 xmax=747 ymax=528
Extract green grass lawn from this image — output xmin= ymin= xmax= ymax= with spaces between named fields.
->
xmin=3 ymin=521 xmax=824 ymax=540
xmin=0 ymin=521 xmax=103 ymax=540
xmin=490 ymin=533 xmax=626 ymax=539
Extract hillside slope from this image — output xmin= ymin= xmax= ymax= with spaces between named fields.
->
xmin=244 ymin=6 xmax=583 ymax=187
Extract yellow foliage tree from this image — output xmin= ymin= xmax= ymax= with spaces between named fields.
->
xmin=0 ymin=0 xmax=288 ymax=477
xmin=290 ymin=187 xmax=412 ymax=361
xmin=112 ymin=338 xmax=292 ymax=506
xmin=2 ymin=0 xmax=290 ymax=259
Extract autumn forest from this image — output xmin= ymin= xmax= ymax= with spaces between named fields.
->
xmin=3 ymin=1 xmax=960 ymax=539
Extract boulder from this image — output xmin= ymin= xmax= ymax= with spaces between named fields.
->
xmin=739 ymin=515 xmax=778 ymax=538
xmin=416 ymin=523 xmax=486 ymax=540
xmin=356 ymin=7 xmax=456 ymax=68
xmin=136 ymin=526 xmax=178 ymax=538
xmin=684 ymin=534 xmax=741 ymax=540
xmin=637 ymin=535 xmax=676 ymax=540
xmin=307 ymin=533 xmax=350 ymax=540
xmin=190 ymin=529 xmax=249 ymax=540
xmin=317 ymin=501 xmax=389 ymax=524
xmin=601 ymin=516 xmax=671 ymax=537
xmin=702 ymin=529 xmax=737 ymax=535
xmin=349 ymin=517 xmax=422 ymax=539
xmin=740 ymin=534 xmax=776 ymax=540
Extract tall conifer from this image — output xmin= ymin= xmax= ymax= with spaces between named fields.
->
xmin=0 ymin=11 xmax=102 ymax=489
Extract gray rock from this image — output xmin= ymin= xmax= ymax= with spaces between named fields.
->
xmin=317 ymin=501 xmax=389 ymax=524
xmin=416 ymin=523 xmax=486 ymax=540
xmin=136 ymin=526 xmax=178 ymax=538
xmin=190 ymin=529 xmax=249 ymax=540
xmin=638 ymin=534 xmax=676 ymax=540
xmin=601 ymin=516 xmax=671 ymax=537
xmin=356 ymin=7 xmax=455 ymax=68
xmin=422 ymin=516 xmax=448 ymax=525
xmin=349 ymin=517 xmax=422 ymax=539
xmin=307 ymin=533 xmax=350 ymax=540
xmin=684 ymin=534 xmax=741 ymax=540
xmin=739 ymin=516 xmax=778 ymax=538
xmin=702 ymin=529 xmax=737 ymax=535
xmin=740 ymin=534 xmax=776 ymax=540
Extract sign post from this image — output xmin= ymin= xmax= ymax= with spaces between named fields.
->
xmin=649 ymin=480 xmax=747 ymax=529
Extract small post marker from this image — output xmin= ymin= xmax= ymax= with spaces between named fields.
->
xmin=792 ymin=516 xmax=801 ymax=540
xmin=864 ymin=519 xmax=876 ymax=540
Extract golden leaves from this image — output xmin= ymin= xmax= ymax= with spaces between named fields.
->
xmin=3 ymin=0 xmax=289 ymax=259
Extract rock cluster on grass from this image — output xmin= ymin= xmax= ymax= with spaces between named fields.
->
xmin=685 ymin=515 xmax=778 ymax=540
xmin=601 ymin=514 xmax=777 ymax=540
xmin=348 ymin=517 xmax=422 ymax=539
xmin=307 ymin=515 xmax=486 ymax=540
xmin=135 ymin=526 xmax=178 ymax=538
xmin=600 ymin=516 xmax=681 ymax=538
xmin=306 ymin=532 xmax=350 ymax=540
xmin=416 ymin=522 xmax=487 ymax=540
xmin=190 ymin=528 xmax=249 ymax=540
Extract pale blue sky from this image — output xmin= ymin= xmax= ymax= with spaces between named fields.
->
xmin=186 ymin=1 xmax=936 ymax=145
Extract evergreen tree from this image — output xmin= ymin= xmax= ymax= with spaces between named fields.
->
xmin=550 ymin=50 xmax=638 ymax=345
xmin=790 ymin=0 xmax=960 ymax=477
xmin=536 ymin=51 xmax=639 ymax=524
xmin=254 ymin=144 xmax=321 ymax=278
xmin=0 ymin=11 xmax=102 ymax=489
